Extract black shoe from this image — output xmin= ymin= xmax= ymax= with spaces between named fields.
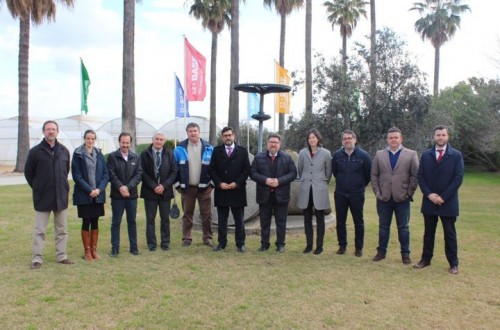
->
xmin=182 ymin=240 xmax=191 ymax=247
xmin=31 ymin=262 xmax=41 ymax=270
xmin=130 ymin=250 xmax=140 ymax=256
xmin=336 ymin=246 xmax=346 ymax=255
xmin=276 ymin=245 xmax=285 ymax=253
xmin=257 ymin=245 xmax=269 ymax=252
xmin=414 ymin=260 xmax=431 ymax=269
xmin=313 ymin=247 xmax=323 ymax=255
xmin=402 ymin=254 xmax=412 ymax=264
xmin=110 ymin=248 xmax=119 ymax=257
xmin=213 ymin=244 xmax=225 ymax=252
xmin=149 ymin=247 xmax=156 ymax=252
xmin=161 ymin=246 xmax=170 ymax=251
xmin=303 ymin=245 xmax=313 ymax=254
xmin=354 ymin=249 xmax=363 ymax=257
xmin=237 ymin=245 xmax=246 ymax=253
xmin=58 ymin=259 xmax=74 ymax=265
xmin=372 ymin=250 xmax=386 ymax=261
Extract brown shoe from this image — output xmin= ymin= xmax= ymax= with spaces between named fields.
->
xmin=372 ymin=250 xmax=386 ymax=261
xmin=354 ymin=249 xmax=362 ymax=257
xmin=58 ymin=259 xmax=74 ymax=265
xmin=402 ymin=254 xmax=412 ymax=264
xmin=413 ymin=260 xmax=431 ymax=269
xmin=336 ymin=246 xmax=346 ymax=255
xmin=448 ymin=266 xmax=459 ymax=275
xmin=31 ymin=262 xmax=41 ymax=270
xmin=204 ymin=239 xmax=214 ymax=248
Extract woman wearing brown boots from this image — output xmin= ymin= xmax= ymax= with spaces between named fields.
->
xmin=72 ymin=130 xmax=109 ymax=261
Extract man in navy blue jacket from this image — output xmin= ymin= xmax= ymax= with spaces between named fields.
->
xmin=415 ymin=125 xmax=464 ymax=275
xmin=332 ymin=129 xmax=372 ymax=257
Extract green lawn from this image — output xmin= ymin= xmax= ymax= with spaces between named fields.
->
xmin=0 ymin=172 xmax=498 ymax=329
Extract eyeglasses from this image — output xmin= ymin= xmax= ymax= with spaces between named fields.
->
xmin=268 ymin=140 xmax=280 ymax=144
xmin=222 ymin=134 xmax=233 ymax=138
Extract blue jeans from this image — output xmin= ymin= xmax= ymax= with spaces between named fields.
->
xmin=111 ymin=198 xmax=138 ymax=252
xmin=376 ymin=198 xmax=410 ymax=254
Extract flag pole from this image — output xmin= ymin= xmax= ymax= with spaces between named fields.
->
xmin=183 ymin=35 xmax=187 ymax=136
xmin=174 ymin=72 xmax=178 ymax=148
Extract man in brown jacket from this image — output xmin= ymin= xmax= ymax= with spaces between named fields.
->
xmin=371 ymin=127 xmax=419 ymax=264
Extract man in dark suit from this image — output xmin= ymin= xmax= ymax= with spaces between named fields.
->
xmin=371 ymin=127 xmax=419 ymax=264
xmin=415 ymin=125 xmax=464 ymax=275
xmin=209 ymin=127 xmax=250 ymax=253
xmin=250 ymin=133 xmax=297 ymax=253
xmin=140 ymin=132 xmax=178 ymax=252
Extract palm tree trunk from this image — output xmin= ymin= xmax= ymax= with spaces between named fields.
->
xmin=209 ymin=31 xmax=218 ymax=146
xmin=122 ymin=0 xmax=136 ymax=150
xmin=15 ymin=16 xmax=30 ymax=173
xmin=369 ymin=0 xmax=377 ymax=110
xmin=228 ymin=0 xmax=240 ymax=136
xmin=433 ymin=45 xmax=440 ymax=96
xmin=305 ymin=0 xmax=312 ymax=116
xmin=278 ymin=11 xmax=286 ymax=138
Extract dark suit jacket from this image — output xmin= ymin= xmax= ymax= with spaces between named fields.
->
xmin=418 ymin=143 xmax=464 ymax=217
xmin=250 ymin=150 xmax=297 ymax=205
xmin=209 ymin=144 xmax=250 ymax=207
xmin=140 ymin=144 xmax=178 ymax=200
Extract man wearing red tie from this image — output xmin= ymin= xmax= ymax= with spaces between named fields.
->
xmin=209 ymin=127 xmax=250 ymax=253
xmin=415 ymin=125 xmax=464 ymax=274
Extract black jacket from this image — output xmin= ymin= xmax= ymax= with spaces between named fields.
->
xmin=332 ymin=146 xmax=372 ymax=196
xmin=107 ymin=149 xmax=142 ymax=200
xmin=209 ymin=144 xmax=250 ymax=207
xmin=140 ymin=144 xmax=178 ymax=200
xmin=24 ymin=139 xmax=70 ymax=212
xmin=250 ymin=150 xmax=297 ymax=205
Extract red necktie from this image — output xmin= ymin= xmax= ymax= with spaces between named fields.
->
xmin=437 ymin=149 xmax=444 ymax=162
xmin=271 ymin=155 xmax=276 ymax=164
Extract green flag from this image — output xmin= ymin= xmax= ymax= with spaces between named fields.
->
xmin=80 ymin=59 xmax=91 ymax=114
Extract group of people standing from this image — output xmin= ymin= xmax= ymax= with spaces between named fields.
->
xmin=25 ymin=120 xmax=463 ymax=275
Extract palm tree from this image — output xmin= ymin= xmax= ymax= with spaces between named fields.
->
xmin=189 ymin=0 xmax=232 ymax=146
xmin=305 ymin=0 xmax=312 ymax=115
xmin=122 ymin=0 xmax=141 ymax=150
xmin=228 ymin=0 xmax=242 ymax=137
xmin=323 ymin=0 xmax=367 ymax=73
xmin=263 ymin=0 xmax=304 ymax=136
xmin=411 ymin=0 xmax=470 ymax=95
xmin=4 ymin=0 xmax=75 ymax=173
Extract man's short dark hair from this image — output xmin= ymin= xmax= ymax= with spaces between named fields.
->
xmin=118 ymin=132 xmax=132 ymax=143
xmin=42 ymin=120 xmax=59 ymax=131
xmin=186 ymin=122 xmax=200 ymax=131
xmin=387 ymin=127 xmax=402 ymax=136
xmin=267 ymin=133 xmax=281 ymax=141
xmin=433 ymin=125 xmax=449 ymax=134
xmin=341 ymin=129 xmax=356 ymax=139
xmin=221 ymin=127 xmax=233 ymax=135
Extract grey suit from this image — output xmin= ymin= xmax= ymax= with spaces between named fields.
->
xmin=371 ymin=147 xmax=419 ymax=255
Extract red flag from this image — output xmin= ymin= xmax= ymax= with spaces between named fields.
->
xmin=184 ymin=38 xmax=206 ymax=101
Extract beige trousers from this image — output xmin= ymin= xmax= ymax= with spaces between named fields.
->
xmin=32 ymin=210 xmax=68 ymax=263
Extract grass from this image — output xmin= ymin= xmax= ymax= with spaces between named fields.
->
xmin=0 ymin=172 xmax=498 ymax=329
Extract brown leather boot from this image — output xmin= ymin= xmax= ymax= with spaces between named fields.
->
xmin=90 ymin=229 xmax=101 ymax=260
xmin=81 ymin=230 xmax=93 ymax=261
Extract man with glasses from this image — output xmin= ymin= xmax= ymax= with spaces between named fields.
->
xmin=250 ymin=133 xmax=297 ymax=253
xmin=332 ymin=129 xmax=372 ymax=257
xmin=209 ymin=127 xmax=250 ymax=253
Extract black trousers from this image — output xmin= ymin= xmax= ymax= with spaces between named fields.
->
xmin=144 ymin=198 xmax=171 ymax=249
xmin=334 ymin=192 xmax=365 ymax=250
xmin=304 ymin=189 xmax=325 ymax=248
xmin=259 ymin=193 xmax=288 ymax=247
xmin=216 ymin=206 xmax=246 ymax=248
xmin=421 ymin=214 xmax=458 ymax=267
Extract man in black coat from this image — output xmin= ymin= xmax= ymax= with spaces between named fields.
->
xmin=140 ymin=132 xmax=178 ymax=251
xmin=209 ymin=127 xmax=250 ymax=253
xmin=107 ymin=132 xmax=142 ymax=256
xmin=250 ymin=133 xmax=297 ymax=253
xmin=25 ymin=120 xmax=73 ymax=269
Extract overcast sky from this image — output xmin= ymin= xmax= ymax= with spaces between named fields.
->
xmin=0 ymin=0 xmax=498 ymax=129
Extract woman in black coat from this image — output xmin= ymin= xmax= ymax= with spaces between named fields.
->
xmin=71 ymin=130 xmax=109 ymax=261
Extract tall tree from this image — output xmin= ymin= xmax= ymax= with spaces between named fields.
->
xmin=189 ymin=0 xmax=232 ymax=146
xmin=369 ymin=0 xmax=376 ymax=108
xmin=227 ymin=0 xmax=241 ymax=136
xmin=323 ymin=0 xmax=367 ymax=74
xmin=122 ymin=0 xmax=142 ymax=150
xmin=264 ymin=0 xmax=304 ymax=136
xmin=305 ymin=0 xmax=312 ymax=115
xmin=410 ymin=0 xmax=470 ymax=96
xmin=5 ymin=0 xmax=75 ymax=172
